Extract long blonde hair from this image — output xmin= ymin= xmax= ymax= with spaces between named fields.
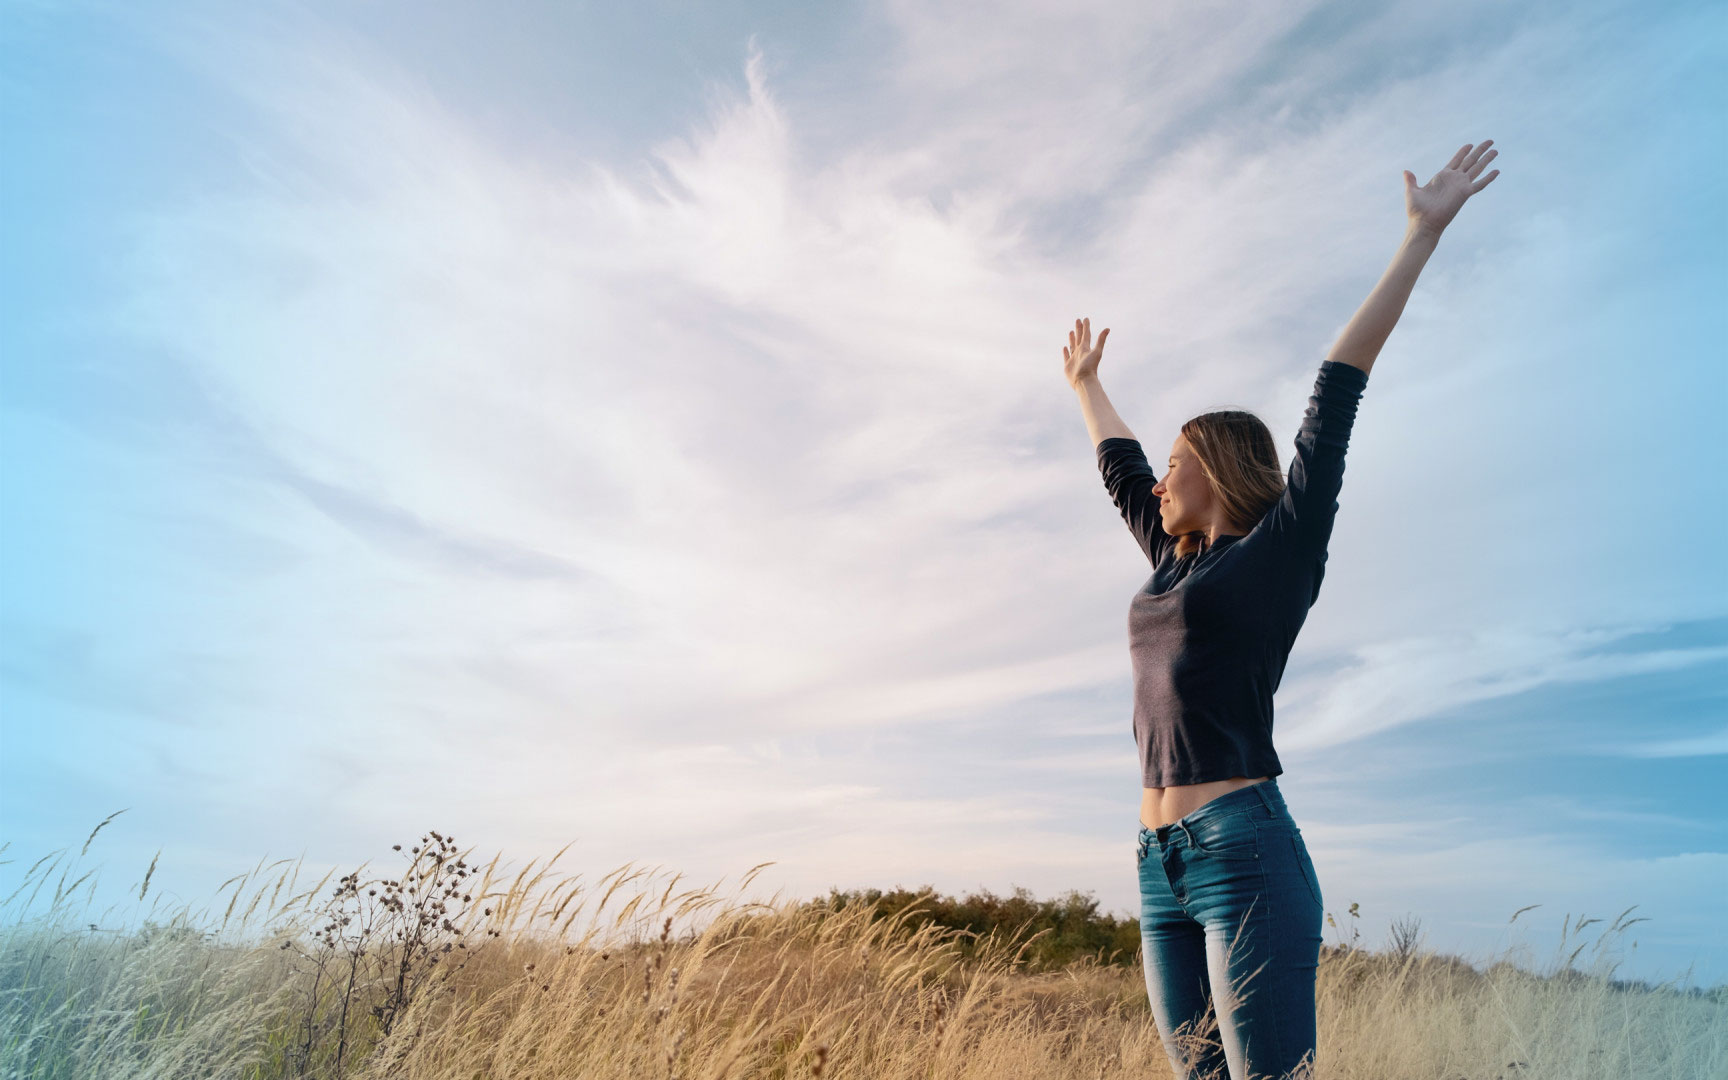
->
xmin=1171 ymin=410 xmax=1285 ymax=560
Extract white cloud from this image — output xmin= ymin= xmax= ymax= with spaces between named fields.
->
xmin=1278 ymin=631 xmax=1728 ymax=752
xmin=1613 ymin=725 xmax=1728 ymax=759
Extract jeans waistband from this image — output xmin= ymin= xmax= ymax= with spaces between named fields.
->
xmin=1138 ymin=779 xmax=1287 ymax=848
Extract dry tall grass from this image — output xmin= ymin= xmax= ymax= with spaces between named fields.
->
xmin=1 ymin=822 xmax=1721 ymax=1080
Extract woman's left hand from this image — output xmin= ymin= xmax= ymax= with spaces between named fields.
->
xmin=1405 ymin=139 xmax=1500 ymax=237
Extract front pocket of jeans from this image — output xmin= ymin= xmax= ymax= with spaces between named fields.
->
xmin=1188 ymin=821 xmax=1260 ymax=859
xmin=1289 ymin=834 xmax=1323 ymax=906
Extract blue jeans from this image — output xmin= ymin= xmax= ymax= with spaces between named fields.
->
xmin=1137 ymin=779 xmax=1323 ymax=1080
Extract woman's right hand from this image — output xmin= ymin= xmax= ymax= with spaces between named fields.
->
xmin=1062 ymin=317 xmax=1109 ymax=389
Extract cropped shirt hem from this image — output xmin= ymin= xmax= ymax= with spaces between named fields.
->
xmin=1141 ymin=763 xmax=1285 ymax=788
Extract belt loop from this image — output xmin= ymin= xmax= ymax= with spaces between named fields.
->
xmin=1179 ymin=820 xmax=1197 ymax=848
xmin=1251 ymin=779 xmax=1276 ymax=815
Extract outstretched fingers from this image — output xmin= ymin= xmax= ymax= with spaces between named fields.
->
xmin=1434 ymin=138 xmax=1501 ymax=200
xmin=1065 ymin=316 xmax=1107 ymax=363
xmin=1462 ymin=139 xmax=1499 ymax=195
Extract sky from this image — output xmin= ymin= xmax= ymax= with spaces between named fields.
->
xmin=2 ymin=0 xmax=1724 ymax=989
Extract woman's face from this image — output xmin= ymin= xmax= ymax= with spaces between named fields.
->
xmin=1152 ymin=433 xmax=1216 ymax=536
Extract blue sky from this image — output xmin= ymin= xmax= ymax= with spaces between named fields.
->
xmin=2 ymin=0 xmax=1724 ymax=987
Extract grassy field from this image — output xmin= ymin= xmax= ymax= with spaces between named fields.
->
xmin=1 ymin=824 xmax=1721 ymax=1080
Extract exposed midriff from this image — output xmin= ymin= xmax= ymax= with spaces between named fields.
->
xmin=1140 ymin=776 xmax=1269 ymax=831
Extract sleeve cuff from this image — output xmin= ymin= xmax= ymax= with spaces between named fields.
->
xmin=1317 ymin=359 xmax=1370 ymax=391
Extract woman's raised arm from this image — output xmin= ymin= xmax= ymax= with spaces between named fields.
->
xmin=1258 ymin=140 xmax=1502 ymax=565
xmin=1327 ymin=139 xmax=1501 ymax=376
xmin=1062 ymin=317 xmax=1171 ymax=563
xmin=1064 ymin=317 xmax=1135 ymax=445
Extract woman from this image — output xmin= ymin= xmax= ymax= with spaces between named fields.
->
xmin=1062 ymin=141 xmax=1501 ymax=1080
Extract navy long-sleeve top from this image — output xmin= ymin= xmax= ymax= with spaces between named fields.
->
xmin=1096 ymin=359 xmax=1370 ymax=787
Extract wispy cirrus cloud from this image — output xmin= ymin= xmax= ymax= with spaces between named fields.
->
xmin=1612 ymin=725 xmax=1728 ymax=759
xmin=1278 ymin=631 xmax=1728 ymax=752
